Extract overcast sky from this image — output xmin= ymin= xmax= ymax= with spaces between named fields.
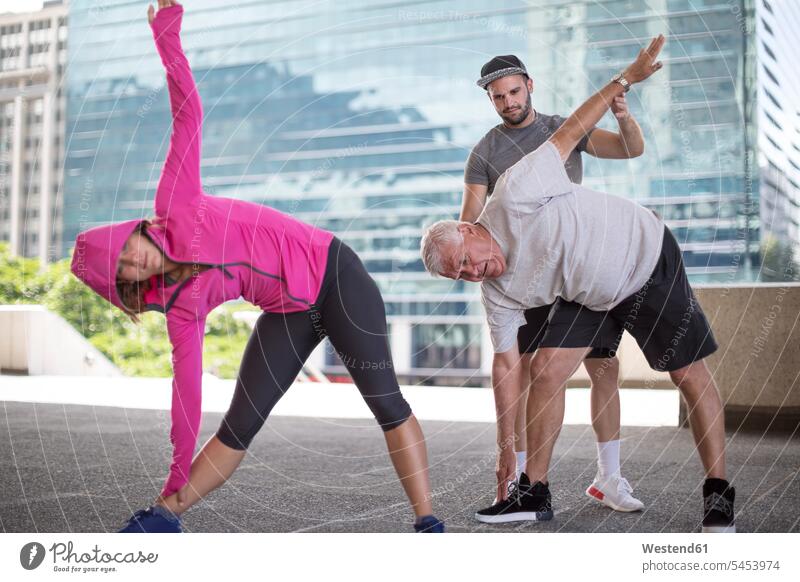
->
xmin=1 ymin=0 xmax=45 ymax=13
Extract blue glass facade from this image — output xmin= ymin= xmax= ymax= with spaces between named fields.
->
xmin=62 ymin=0 xmax=796 ymax=380
xmin=531 ymin=0 xmax=762 ymax=278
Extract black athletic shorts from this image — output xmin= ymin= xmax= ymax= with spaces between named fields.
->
xmin=518 ymin=304 xmax=614 ymax=358
xmin=538 ymin=225 xmax=718 ymax=372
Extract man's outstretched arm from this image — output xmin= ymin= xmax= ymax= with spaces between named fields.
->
xmin=491 ymin=346 xmax=522 ymax=501
xmin=460 ymin=183 xmax=489 ymax=222
xmin=583 ymin=94 xmax=645 ymax=159
xmin=550 ymin=34 xmax=665 ymax=162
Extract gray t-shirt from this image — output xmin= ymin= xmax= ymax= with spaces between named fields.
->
xmin=465 ymin=111 xmax=593 ymax=194
xmin=478 ymin=141 xmax=664 ymax=354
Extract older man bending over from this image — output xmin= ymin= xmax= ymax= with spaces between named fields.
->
xmin=420 ymin=35 xmax=734 ymax=533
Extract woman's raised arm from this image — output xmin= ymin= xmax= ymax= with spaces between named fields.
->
xmin=149 ymin=1 xmax=204 ymax=216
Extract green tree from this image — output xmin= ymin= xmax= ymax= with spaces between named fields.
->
xmin=0 ymin=243 xmax=48 ymax=303
xmin=41 ymin=257 xmax=128 ymax=339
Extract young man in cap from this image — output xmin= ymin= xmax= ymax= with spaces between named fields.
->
xmin=425 ymin=35 xmax=735 ymax=532
xmin=462 ymin=54 xmax=649 ymax=513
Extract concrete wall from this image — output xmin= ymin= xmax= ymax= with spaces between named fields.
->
xmin=0 ymin=306 xmax=120 ymax=377
xmin=565 ymin=284 xmax=799 ymax=431
xmin=693 ymin=284 xmax=800 ymax=431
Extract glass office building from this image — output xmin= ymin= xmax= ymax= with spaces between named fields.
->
xmin=62 ymin=0 xmax=798 ymax=383
xmin=752 ymin=0 xmax=800 ymax=278
xmin=0 ymin=0 xmax=68 ymax=263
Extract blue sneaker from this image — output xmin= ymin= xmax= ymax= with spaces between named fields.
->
xmin=414 ymin=515 xmax=445 ymax=533
xmin=117 ymin=506 xmax=182 ymax=533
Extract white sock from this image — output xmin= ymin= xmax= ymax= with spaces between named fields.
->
xmin=515 ymin=450 xmax=527 ymax=481
xmin=596 ymin=440 xmax=621 ymax=479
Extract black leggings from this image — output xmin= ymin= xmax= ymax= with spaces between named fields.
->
xmin=216 ymin=238 xmax=413 ymax=450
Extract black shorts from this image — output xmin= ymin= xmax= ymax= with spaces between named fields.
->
xmin=518 ymin=304 xmax=614 ymax=358
xmin=538 ymin=226 xmax=718 ymax=372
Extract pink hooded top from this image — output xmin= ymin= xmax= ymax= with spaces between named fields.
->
xmin=70 ymin=4 xmax=333 ymax=497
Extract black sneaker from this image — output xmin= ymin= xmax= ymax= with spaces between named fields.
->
xmin=474 ymin=473 xmax=553 ymax=524
xmin=701 ymin=478 xmax=736 ymax=533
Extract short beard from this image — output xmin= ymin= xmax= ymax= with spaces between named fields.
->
xmin=500 ymin=91 xmax=533 ymax=126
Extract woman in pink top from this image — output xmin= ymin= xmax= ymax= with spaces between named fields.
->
xmin=71 ymin=0 xmax=443 ymax=533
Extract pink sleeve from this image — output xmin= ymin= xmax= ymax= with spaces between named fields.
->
xmin=150 ymin=4 xmax=203 ymax=217
xmin=161 ymin=312 xmax=206 ymax=498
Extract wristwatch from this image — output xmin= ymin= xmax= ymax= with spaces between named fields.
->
xmin=612 ymin=72 xmax=631 ymax=92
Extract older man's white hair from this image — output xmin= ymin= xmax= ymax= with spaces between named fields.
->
xmin=420 ymin=219 xmax=462 ymax=276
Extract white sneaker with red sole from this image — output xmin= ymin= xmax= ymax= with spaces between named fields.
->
xmin=585 ymin=475 xmax=644 ymax=512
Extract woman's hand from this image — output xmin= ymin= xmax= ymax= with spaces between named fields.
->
xmin=175 ymin=484 xmax=189 ymax=508
xmin=155 ymin=483 xmax=189 ymax=512
xmin=148 ymin=0 xmax=181 ymax=25
xmin=623 ymin=34 xmax=665 ymax=85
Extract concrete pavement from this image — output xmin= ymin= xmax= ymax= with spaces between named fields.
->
xmin=1 ymin=401 xmax=797 ymax=533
